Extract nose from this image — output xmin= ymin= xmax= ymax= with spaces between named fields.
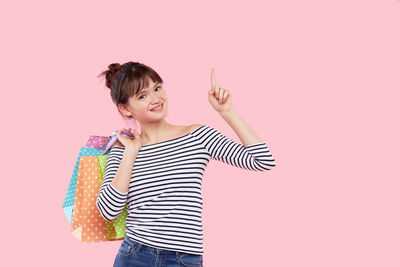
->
xmin=149 ymin=91 xmax=162 ymax=103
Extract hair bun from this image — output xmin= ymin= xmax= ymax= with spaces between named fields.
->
xmin=108 ymin=63 xmax=122 ymax=76
xmin=98 ymin=63 xmax=121 ymax=89
xmin=98 ymin=61 xmax=142 ymax=90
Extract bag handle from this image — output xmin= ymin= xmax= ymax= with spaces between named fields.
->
xmin=100 ymin=130 xmax=135 ymax=156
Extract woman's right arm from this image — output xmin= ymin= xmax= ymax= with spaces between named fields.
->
xmin=111 ymin=149 xmax=137 ymax=193
xmin=96 ymin=147 xmax=138 ymax=221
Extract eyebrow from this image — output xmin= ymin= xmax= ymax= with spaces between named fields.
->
xmin=137 ymin=82 xmax=160 ymax=96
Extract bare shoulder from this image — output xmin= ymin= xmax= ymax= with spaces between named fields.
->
xmin=188 ymin=124 xmax=204 ymax=132
xmin=112 ymin=139 xmax=124 ymax=148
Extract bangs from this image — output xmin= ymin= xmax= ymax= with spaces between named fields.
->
xmin=108 ymin=61 xmax=164 ymax=105
xmin=125 ymin=70 xmax=162 ymax=99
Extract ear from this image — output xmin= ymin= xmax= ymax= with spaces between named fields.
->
xmin=117 ymin=103 xmax=134 ymax=117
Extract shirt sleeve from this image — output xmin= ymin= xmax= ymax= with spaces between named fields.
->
xmin=191 ymin=125 xmax=276 ymax=171
xmin=96 ymin=146 xmax=128 ymax=221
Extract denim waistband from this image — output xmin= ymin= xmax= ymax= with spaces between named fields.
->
xmin=123 ymin=235 xmax=184 ymax=255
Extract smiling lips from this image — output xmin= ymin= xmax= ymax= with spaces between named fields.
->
xmin=151 ymin=103 xmax=163 ymax=111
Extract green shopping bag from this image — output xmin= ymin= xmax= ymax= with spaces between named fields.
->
xmin=98 ymin=155 xmax=128 ymax=240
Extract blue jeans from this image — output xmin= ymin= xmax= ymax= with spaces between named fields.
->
xmin=113 ymin=235 xmax=203 ymax=267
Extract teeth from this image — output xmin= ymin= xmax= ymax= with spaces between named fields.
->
xmin=151 ymin=104 xmax=162 ymax=111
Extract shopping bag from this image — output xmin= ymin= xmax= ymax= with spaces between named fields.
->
xmin=62 ymin=146 xmax=108 ymax=225
xmin=63 ymin=135 xmax=114 ymax=225
xmin=71 ymin=155 xmax=129 ymax=243
xmin=71 ymin=156 xmax=108 ymax=242
xmin=86 ymin=135 xmax=112 ymax=150
xmin=64 ymin=131 xmax=132 ymax=242
xmin=98 ymin=155 xmax=128 ymax=240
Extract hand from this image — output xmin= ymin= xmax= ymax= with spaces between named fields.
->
xmin=115 ymin=128 xmax=142 ymax=153
xmin=208 ymin=68 xmax=233 ymax=114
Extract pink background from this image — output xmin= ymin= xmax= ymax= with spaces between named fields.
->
xmin=1 ymin=0 xmax=399 ymax=266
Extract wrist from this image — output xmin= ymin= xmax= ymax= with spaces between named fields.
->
xmin=123 ymin=147 xmax=139 ymax=158
xmin=219 ymin=107 xmax=236 ymax=119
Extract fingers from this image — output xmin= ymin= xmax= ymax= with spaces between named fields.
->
xmin=219 ymin=88 xmax=224 ymax=103
xmin=211 ymin=68 xmax=216 ymax=87
xmin=118 ymin=128 xmax=133 ymax=136
xmin=214 ymin=83 xmax=220 ymax=98
xmin=132 ymin=128 xmax=138 ymax=137
xmin=211 ymin=68 xmax=220 ymax=97
xmin=221 ymin=90 xmax=229 ymax=103
xmin=211 ymin=68 xmax=225 ymax=101
xmin=212 ymin=87 xmax=229 ymax=103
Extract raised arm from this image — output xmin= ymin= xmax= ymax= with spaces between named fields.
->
xmin=192 ymin=125 xmax=276 ymax=171
xmin=205 ymin=68 xmax=276 ymax=171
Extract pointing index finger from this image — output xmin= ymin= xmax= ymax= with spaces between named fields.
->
xmin=211 ymin=68 xmax=216 ymax=87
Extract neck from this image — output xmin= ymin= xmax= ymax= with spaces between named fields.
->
xmin=138 ymin=120 xmax=175 ymax=143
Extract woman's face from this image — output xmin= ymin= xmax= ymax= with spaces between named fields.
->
xmin=124 ymin=78 xmax=168 ymax=123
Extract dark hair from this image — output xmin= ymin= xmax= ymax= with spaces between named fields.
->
xmin=98 ymin=61 xmax=164 ymax=119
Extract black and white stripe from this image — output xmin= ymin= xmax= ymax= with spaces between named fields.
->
xmin=96 ymin=124 xmax=276 ymax=255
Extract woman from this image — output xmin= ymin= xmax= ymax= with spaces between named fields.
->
xmin=96 ymin=61 xmax=276 ymax=267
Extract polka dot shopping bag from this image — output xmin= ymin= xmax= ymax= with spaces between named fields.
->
xmin=98 ymin=155 xmax=128 ymax=240
xmin=72 ymin=155 xmax=108 ymax=242
xmin=63 ymin=134 xmax=128 ymax=243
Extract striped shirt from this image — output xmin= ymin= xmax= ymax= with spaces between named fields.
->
xmin=96 ymin=124 xmax=276 ymax=255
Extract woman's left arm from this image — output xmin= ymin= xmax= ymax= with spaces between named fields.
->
xmin=219 ymin=108 xmax=264 ymax=146
xmin=208 ymin=68 xmax=265 ymax=146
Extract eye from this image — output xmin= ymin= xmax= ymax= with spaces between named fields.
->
xmin=138 ymin=86 xmax=161 ymax=100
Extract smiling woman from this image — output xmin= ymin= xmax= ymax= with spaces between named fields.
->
xmin=96 ymin=60 xmax=276 ymax=267
xmin=98 ymin=62 xmax=165 ymax=120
